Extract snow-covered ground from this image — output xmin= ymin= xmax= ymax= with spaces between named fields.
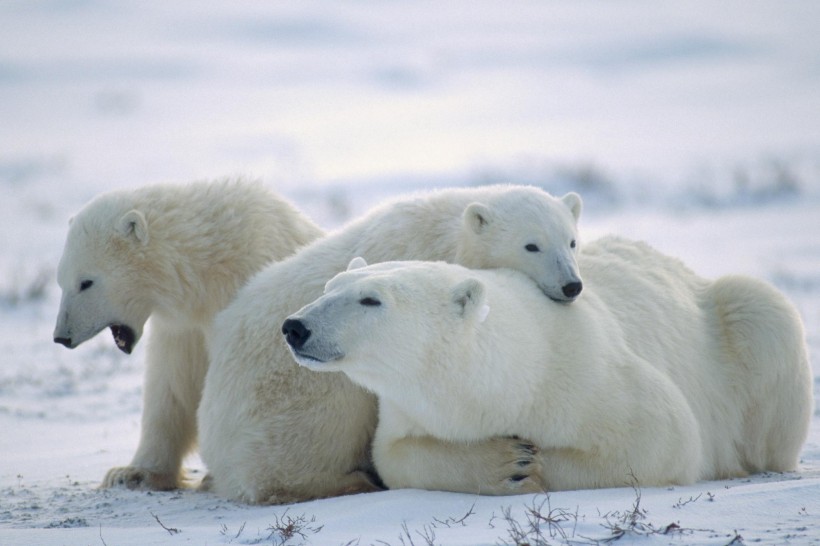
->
xmin=1 ymin=2 xmax=819 ymax=544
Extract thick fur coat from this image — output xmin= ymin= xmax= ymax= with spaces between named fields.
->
xmin=287 ymin=240 xmax=812 ymax=493
xmin=53 ymin=178 xmax=323 ymax=490
xmin=198 ymin=185 xmax=582 ymax=503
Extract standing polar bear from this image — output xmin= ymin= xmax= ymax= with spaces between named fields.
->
xmin=53 ymin=178 xmax=323 ymax=490
xmin=197 ymin=185 xmax=582 ymax=503
xmin=285 ymin=240 xmax=813 ymax=493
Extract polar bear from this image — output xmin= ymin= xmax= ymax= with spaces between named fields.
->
xmin=53 ymin=178 xmax=323 ymax=491
xmin=284 ymin=242 xmax=813 ymax=494
xmin=197 ymin=185 xmax=582 ymax=503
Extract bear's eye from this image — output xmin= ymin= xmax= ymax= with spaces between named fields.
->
xmin=570 ymin=240 xmax=576 ymax=249
xmin=359 ymin=297 xmax=381 ymax=307
xmin=79 ymin=280 xmax=93 ymax=292
xmin=525 ymin=244 xmax=540 ymax=252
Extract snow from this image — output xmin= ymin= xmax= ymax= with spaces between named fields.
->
xmin=1 ymin=1 xmax=819 ymax=544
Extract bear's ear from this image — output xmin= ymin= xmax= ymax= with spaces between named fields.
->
xmin=347 ymin=257 xmax=368 ymax=271
xmin=117 ymin=209 xmax=149 ymax=245
xmin=451 ymin=278 xmax=486 ymax=320
xmin=463 ymin=202 xmax=494 ymax=235
xmin=561 ymin=192 xmax=582 ymax=221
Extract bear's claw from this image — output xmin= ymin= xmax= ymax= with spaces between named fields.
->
xmin=516 ymin=442 xmax=538 ymax=455
xmin=477 ymin=436 xmax=544 ymax=493
xmin=101 ymin=466 xmax=179 ymax=491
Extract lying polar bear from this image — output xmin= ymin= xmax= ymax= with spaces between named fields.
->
xmin=284 ymin=239 xmax=812 ymax=493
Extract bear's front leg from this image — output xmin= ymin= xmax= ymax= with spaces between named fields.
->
xmin=372 ymin=404 xmax=544 ymax=495
xmin=101 ymin=327 xmax=206 ymax=491
xmin=374 ymin=434 xmax=544 ymax=495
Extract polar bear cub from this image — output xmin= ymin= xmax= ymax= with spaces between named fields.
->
xmin=285 ymin=242 xmax=812 ymax=493
xmin=53 ymin=178 xmax=323 ymax=490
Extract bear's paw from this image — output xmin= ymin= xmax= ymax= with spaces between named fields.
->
xmin=100 ymin=466 xmax=180 ymax=491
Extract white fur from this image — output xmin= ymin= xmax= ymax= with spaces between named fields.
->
xmin=198 ymin=185 xmax=582 ymax=503
xmin=53 ymin=178 xmax=323 ymax=490
xmin=288 ymin=237 xmax=813 ymax=494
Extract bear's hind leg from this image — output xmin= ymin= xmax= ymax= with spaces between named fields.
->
xmin=261 ymin=470 xmax=383 ymax=505
xmin=708 ymin=275 xmax=812 ymax=473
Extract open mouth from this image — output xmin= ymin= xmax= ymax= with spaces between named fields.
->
xmin=110 ymin=324 xmax=136 ymax=354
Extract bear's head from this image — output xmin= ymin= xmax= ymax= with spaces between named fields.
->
xmin=282 ymin=258 xmax=488 ymax=389
xmin=457 ymin=189 xmax=582 ymax=302
xmin=53 ymin=193 xmax=154 ymax=354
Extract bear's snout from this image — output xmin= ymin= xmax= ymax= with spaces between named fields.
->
xmin=282 ymin=318 xmax=311 ymax=349
xmin=54 ymin=336 xmax=73 ymax=348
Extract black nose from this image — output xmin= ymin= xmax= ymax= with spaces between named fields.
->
xmin=282 ymin=318 xmax=311 ymax=349
xmin=562 ymin=281 xmax=583 ymax=299
xmin=54 ymin=336 xmax=72 ymax=348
